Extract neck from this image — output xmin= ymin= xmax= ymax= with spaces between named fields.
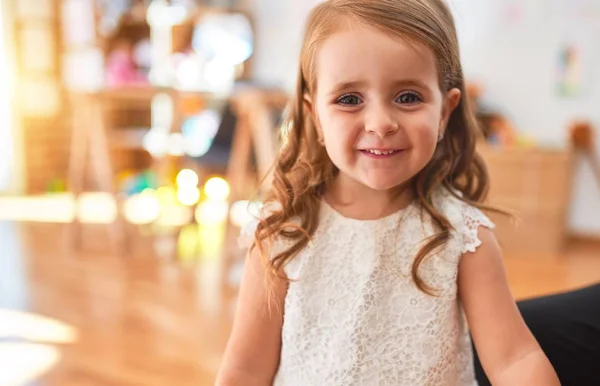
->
xmin=324 ymin=174 xmax=414 ymax=220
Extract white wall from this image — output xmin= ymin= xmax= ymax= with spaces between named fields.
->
xmin=250 ymin=0 xmax=600 ymax=235
xmin=0 ymin=0 xmax=24 ymax=194
xmin=450 ymin=0 xmax=600 ymax=235
xmin=251 ymin=0 xmax=322 ymax=92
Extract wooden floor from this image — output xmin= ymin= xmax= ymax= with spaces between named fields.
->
xmin=0 ymin=221 xmax=599 ymax=386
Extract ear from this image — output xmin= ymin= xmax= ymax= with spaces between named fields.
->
xmin=303 ymin=93 xmax=314 ymax=118
xmin=439 ymin=88 xmax=462 ymax=136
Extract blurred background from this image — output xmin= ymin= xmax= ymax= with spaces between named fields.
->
xmin=0 ymin=0 xmax=599 ymax=385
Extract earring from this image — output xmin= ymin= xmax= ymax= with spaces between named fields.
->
xmin=437 ymin=133 xmax=444 ymax=143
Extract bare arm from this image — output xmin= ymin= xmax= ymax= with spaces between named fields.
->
xmin=215 ymin=248 xmax=287 ymax=386
xmin=459 ymin=227 xmax=560 ymax=385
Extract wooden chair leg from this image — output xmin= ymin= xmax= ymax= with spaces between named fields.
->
xmin=65 ymin=98 xmax=89 ymax=253
xmin=89 ymin=100 xmax=129 ymax=256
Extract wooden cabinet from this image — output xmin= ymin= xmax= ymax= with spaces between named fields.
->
xmin=478 ymin=144 xmax=573 ymax=254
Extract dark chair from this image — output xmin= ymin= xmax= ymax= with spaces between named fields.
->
xmin=474 ymin=283 xmax=600 ymax=386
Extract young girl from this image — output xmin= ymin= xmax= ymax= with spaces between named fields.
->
xmin=217 ymin=1 xmax=559 ymax=385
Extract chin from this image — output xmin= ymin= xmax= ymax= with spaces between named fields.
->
xmin=362 ymin=178 xmax=407 ymax=192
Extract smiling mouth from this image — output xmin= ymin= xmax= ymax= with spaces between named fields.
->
xmin=359 ymin=149 xmax=404 ymax=158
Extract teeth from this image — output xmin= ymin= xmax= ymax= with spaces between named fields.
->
xmin=367 ymin=149 xmax=396 ymax=155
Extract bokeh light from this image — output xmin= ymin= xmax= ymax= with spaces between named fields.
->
xmin=230 ymin=200 xmax=262 ymax=228
xmin=203 ymin=177 xmax=230 ymax=201
xmin=144 ymin=92 xmax=173 ymax=157
xmin=192 ymin=13 xmax=254 ymax=66
xmin=123 ymin=189 xmax=161 ymax=224
xmin=194 ymin=200 xmax=229 ymax=225
xmin=167 ymin=133 xmax=185 ymax=156
xmin=198 ymin=223 xmax=225 ymax=258
xmin=155 ymin=205 xmax=193 ymax=227
xmin=177 ymin=187 xmax=200 ymax=206
xmin=156 ymin=186 xmax=178 ymax=206
xmin=177 ymin=224 xmax=199 ymax=264
xmin=0 ymin=309 xmax=78 ymax=344
xmin=76 ymin=192 xmax=117 ymax=224
xmin=0 ymin=343 xmax=61 ymax=386
xmin=176 ymin=169 xmax=199 ymax=188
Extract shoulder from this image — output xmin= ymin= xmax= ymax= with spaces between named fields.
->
xmin=432 ymin=187 xmax=496 ymax=255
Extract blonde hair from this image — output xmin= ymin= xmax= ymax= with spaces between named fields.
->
xmin=253 ymin=0 xmax=492 ymax=295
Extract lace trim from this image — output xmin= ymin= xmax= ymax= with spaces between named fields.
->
xmin=462 ymin=204 xmax=495 ymax=254
xmin=237 ymin=201 xmax=282 ymax=249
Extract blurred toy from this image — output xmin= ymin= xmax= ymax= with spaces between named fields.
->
xmin=133 ymin=38 xmax=152 ymax=71
xmin=119 ymin=169 xmax=158 ymax=195
xmin=479 ymin=113 xmax=518 ymax=147
xmin=97 ymin=0 xmax=130 ymax=37
xmin=47 ymin=178 xmax=67 ymax=193
xmin=106 ymin=39 xmax=147 ymax=87
xmin=466 ymin=81 xmax=517 ymax=147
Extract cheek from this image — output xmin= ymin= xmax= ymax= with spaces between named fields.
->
xmin=317 ymin=108 xmax=360 ymax=149
xmin=405 ymin=112 xmax=440 ymax=151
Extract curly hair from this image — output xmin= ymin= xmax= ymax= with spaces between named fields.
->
xmin=252 ymin=0 xmax=496 ymax=295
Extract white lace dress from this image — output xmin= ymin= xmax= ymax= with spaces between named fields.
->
xmin=239 ymin=189 xmax=494 ymax=386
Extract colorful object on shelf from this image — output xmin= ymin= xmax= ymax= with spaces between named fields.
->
xmin=191 ymin=12 xmax=254 ymax=93
xmin=180 ymin=95 xmax=206 ymax=116
xmin=97 ymin=0 xmax=131 ymax=37
xmin=46 ymin=179 xmax=67 ymax=193
xmin=146 ymin=0 xmax=190 ymax=27
xmin=484 ymin=114 xmax=517 ymax=148
xmin=105 ymin=40 xmax=147 ymax=87
xmin=132 ymin=38 xmax=153 ymax=71
xmin=569 ymin=120 xmax=595 ymax=151
xmin=144 ymin=92 xmax=174 ymax=157
xmin=119 ymin=169 xmax=158 ymax=195
xmin=192 ymin=13 xmax=253 ymax=66
xmin=514 ymin=134 xmax=536 ymax=148
xmin=182 ymin=109 xmax=222 ymax=157
xmin=174 ymin=53 xmax=206 ymax=91
xmin=556 ymin=43 xmax=582 ymax=98
xmin=146 ymin=0 xmax=193 ymax=86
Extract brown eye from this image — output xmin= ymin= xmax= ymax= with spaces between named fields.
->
xmin=396 ymin=92 xmax=423 ymax=104
xmin=337 ymin=95 xmax=362 ymax=105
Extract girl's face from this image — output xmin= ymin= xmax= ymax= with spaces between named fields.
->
xmin=308 ymin=23 xmax=461 ymax=193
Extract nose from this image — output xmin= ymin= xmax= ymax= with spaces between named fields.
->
xmin=364 ymin=102 xmax=399 ymax=138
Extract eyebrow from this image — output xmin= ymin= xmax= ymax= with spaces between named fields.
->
xmin=391 ymin=79 xmax=431 ymax=91
xmin=327 ymin=81 xmax=366 ymax=97
xmin=327 ymin=79 xmax=432 ymax=97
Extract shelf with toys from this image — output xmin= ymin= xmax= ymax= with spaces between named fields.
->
xmin=64 ymin=1 xmax=255 ymax=186
xmin=61 ymin=0 xmax=269 ymax=256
